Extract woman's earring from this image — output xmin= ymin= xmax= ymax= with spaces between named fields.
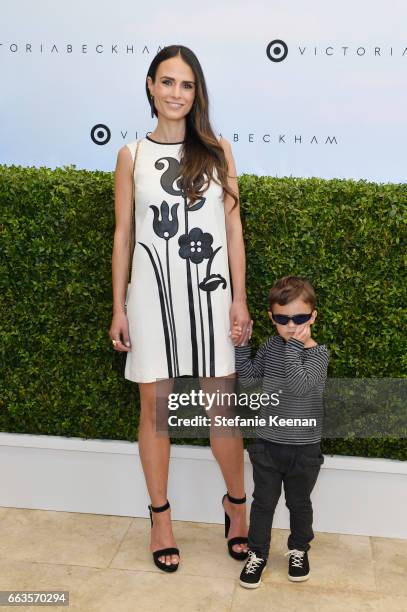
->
xmin=150 ymin=96 xmax=155 ymax=118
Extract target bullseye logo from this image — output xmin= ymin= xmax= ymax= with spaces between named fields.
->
xmin=266 ymin=40 xmax=288 ymax=62
xmin=91 ymin=124 xmax=111 ymax=145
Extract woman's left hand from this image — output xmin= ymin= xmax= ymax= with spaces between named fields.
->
xmin=229 ymin=300 xmax=252 ymax=346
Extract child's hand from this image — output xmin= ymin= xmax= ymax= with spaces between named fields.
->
xmin=230 ymin=321 xmax=242 ymax=345
xmin=230 ymin=320 xmax=253 ymax=346
xmin=292 ymin=323 xmax=311 ymax=344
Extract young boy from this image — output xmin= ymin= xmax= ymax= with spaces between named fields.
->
xmin=231 ymin=275 xmax=329 ymax=589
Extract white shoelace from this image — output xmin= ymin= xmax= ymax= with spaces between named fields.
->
xmin=285 ymin=549 xmax=305 ymax=568
xmin=244 ymin=550 xmax=265 ymax=574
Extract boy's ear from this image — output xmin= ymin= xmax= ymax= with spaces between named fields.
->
xmin=310 ymin=309 xmax=317 ymax=324
xmin=268 ymin=310 xmax=275 ymax=324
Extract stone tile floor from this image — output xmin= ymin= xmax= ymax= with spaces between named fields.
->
xmin=0 ymin=506 xmax=406 ymax=611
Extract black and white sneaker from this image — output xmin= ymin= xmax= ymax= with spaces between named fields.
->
xmin=285 ymin=549 xmax=310 ymax=582
xmin=239 ymin=550 xmax=267 ymax=589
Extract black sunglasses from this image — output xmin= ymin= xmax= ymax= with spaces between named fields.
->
xmin=272 ymin=312 xmax=313 ymax=325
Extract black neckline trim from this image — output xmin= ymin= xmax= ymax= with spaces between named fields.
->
xmin=146 ymin=135 xmax=185 ymax=145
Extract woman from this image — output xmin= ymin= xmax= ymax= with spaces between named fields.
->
xmin=109 ymin=45 xmax=252 ymax=572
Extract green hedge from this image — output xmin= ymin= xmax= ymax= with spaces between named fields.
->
xmin=0 ymin=164 xmax=405 ymax=460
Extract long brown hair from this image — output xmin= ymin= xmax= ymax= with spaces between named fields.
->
xmin=146 ymin=45 xmax=239 ymax=208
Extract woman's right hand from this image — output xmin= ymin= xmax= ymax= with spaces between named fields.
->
xmin=109 ymin=311 xmax=132 ymax=351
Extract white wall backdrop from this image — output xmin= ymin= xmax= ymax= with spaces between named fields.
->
xmin=1 ymin=0 xmax=406 ymax=181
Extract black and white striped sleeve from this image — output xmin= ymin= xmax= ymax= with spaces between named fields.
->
xmin=284 ymin=338 xmax=329 ymax=396
xmin=234 ymin=340 xmax=269 ymax=387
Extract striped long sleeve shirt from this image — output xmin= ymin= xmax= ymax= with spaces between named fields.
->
xmin=235 ymin=335 xmax=329 ymax=444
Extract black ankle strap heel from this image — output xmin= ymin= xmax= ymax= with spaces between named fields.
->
xmin=148 ymin=500 xmax=180 ymax=573
xmin=222 ymin=492 xmax=249 ymax=561
xmin=148 ymin=499 xmax=170 ymax=525
xmin=226 ymin=493 xmax=246 ymax=505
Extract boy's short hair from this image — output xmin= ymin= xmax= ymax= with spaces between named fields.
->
xmin=269 ymin=276 xmax=317 ymax=311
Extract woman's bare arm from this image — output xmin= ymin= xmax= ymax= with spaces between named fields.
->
xmin=109 ymin=145 xmax=133 ymax=350
xmin=220 ymin=137 xmax=251 ymax=345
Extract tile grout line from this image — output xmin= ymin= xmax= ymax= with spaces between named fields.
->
xmin=0 ymin=556 xmax=254 ymax=585
xmin=105 ymin=516 xmax=139 ymax=569
xmin=229 ymin=579 xmax=240 ymax=611
xmin=0 ymin=556 xmax=397 ymax=597
xmin=369 ymin=536 xmax=379 ymax=593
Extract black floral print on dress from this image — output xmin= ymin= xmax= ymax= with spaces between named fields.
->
xmin=178 ymin=228 xmax=213 ymax=264
xmin=139 ymin=155 xmax=227 ymax=378
xmin=151 ymin=201 xmax=179 ymax=240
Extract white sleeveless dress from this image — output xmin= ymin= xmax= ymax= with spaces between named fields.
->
xmin=124 ymin=135 xmax=235 ymax=383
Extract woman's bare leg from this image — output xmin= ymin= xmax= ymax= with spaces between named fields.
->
xmin=200 ymin=374 xmax=248 ymax=554
xmin=138 ymin=380 xmax=179 ymax=566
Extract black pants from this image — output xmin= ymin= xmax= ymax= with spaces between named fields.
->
xmin=246 ymin=438 xmax=324 ymax=559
